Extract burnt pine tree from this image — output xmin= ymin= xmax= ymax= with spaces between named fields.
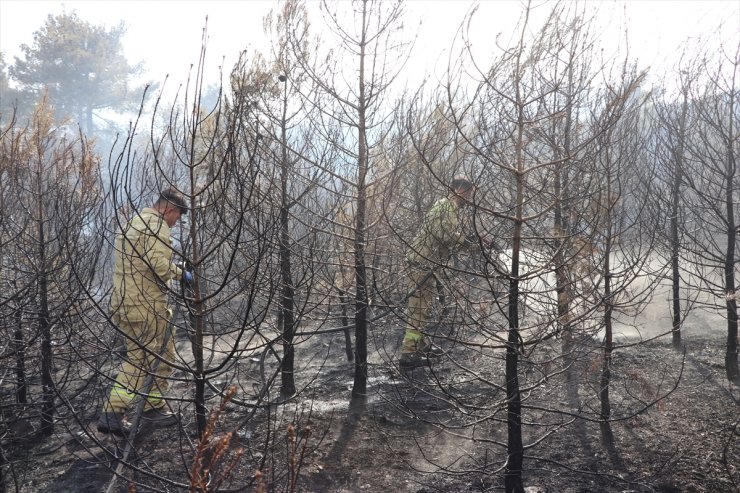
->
xmin=680 ymin=38 xmax=740 ymax=384
xmin=432 ymin=1 xmax=656 ymax=489
xmin=1 ymin=93 xmax=99 ymax=437
xmin=588 ymin=67 xmax=656 ymax=440
xmin=439 ymin=3 xmax=598 ymax=490
xmin=651 ymin=62 xmax=702 ymax=351
xmin=260 ymin=0 xmax=322 ymax=398
xmin=107 ymin=33 xmax=272 ymax=439
xmin=98 ymin=28 xmax=327 ymax=489
xmin=288 ymin=0 xmax=411 ymax=399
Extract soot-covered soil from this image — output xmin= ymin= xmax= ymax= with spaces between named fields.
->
xmin=14 ymin=325 xmax=740 ymax=493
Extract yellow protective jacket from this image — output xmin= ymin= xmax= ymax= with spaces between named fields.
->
xmin=111 ymin=208 xmax=182 ymax=322
xmin=406 ymin=197 xmax=465 ymax=267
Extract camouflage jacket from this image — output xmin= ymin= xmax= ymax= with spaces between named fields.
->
xmin=406 ymin=197 xmax=465 ymax=268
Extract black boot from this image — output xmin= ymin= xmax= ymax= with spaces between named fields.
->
xmin=97 ymin=412 xmax=131 ymax=437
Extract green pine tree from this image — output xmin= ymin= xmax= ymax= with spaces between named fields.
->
xmin=0 ymin=53 xmax=30 ymax=123
xmin=10 ymin=12 xmax=144 ymax=134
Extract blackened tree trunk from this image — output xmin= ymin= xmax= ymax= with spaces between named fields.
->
xmin=669 ymin=93 xmax=689 ymax=350
xmin=680 ymin=45 xmax=740 ymax=383
xmin=723 ymin=70 xmax=739 ymax=382
xmin=553 ymin=58 xmax=576 ymax=392
xmin=599 ymin=215 xmax=613 ymax=426
xmin=352 ymin=5 xmax=370 ymax=399
xmin=504 ymin=272 xmax=524 ymax=493
xmin=36 ymin=188 xmax=54 ymax=437
xmin=504 ymin=70 xmax=526 ymax=493
xmin=190 ymin=212 xmax=207 ymax=436
xmin=599 ymin=149 xmax=615 ymax=428
xmin=723 ymin=161 xmax=739 ymax=383
xmin=14 ymin=300 xmax=27 ymax=404
xmin=592 ymin=71 xmax=650 ymax=440
xmin=292 ymin=0 xmax=407 ymax=399
xmin=669 ymin=173 xmax=683 ymax=350
xmin=279 ymin=76 xmax=297 ymax=399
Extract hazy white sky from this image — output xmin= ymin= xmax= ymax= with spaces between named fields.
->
xmin=0 ymin=0 xmax=738 ymax=92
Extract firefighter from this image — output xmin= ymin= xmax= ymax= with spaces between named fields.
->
xmin=97 ymin=188 xmax=192 ymax=435
xmin=400 ymin=176 xmax=482 ymax=369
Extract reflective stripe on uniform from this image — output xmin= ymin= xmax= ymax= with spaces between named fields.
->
xmin=110 ymin=384 xmax=135 ymax=402
xmin=110 ymin=384 xmax=164 ymax=407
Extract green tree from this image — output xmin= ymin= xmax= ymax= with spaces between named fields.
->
xmin=0 ymin=54 xmax=12 ymax=115
xmin=0 ymin=52 xmax=28 ymax=123
xmin=9 ymin=12 xmax=142 ymax=134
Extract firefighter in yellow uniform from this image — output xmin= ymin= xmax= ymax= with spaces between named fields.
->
xmin=400 ymin=177 xmax=477 ymax=369
xmin=98 ymin=189 xmax=191 ymax=435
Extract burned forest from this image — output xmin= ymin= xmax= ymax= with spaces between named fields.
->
xmin=0 ymin=1 xmax=738 ymax=492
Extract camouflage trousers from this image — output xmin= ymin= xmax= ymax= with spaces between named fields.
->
xmin=401 ymin=265 xmax=438 ymax=354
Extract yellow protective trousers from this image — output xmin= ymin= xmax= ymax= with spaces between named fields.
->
xmin=103 ymin=309 xmax=174 ymax=414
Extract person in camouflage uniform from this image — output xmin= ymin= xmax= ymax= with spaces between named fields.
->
xmin=400 ymin=177 xmax=476 ymax=369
